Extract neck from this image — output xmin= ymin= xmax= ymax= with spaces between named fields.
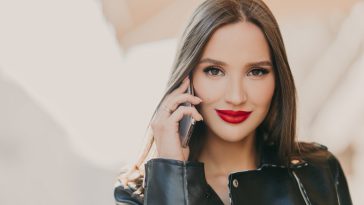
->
xmin=197 ymin=129 xmax=259 ymax=177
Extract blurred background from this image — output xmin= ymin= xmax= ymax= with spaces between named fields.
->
xmin=0 ymin=0 xmax=363 ymax=204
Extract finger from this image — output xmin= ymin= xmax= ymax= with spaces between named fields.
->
xmin=155 ymin=93 xmax=176 ymax=119
xmin=169 ymin=106 xmax=204 ymax=123
xmin=155 ymin=102 xmax=173 ymax=119
xmin=169 ymin=93 xmax=202 ymax=111
xmin=120 ymin=177 xmax=128 ymax=188
xmin=170 ymin=77 xmax=190 ymax=96
xmin=181 ymin=146 xmax=190 ymax=161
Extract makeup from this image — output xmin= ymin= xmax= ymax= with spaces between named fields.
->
xmin=215 ymin=109 xmax=252 ymax=124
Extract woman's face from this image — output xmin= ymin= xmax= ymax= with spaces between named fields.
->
xmin=191 ymin=21 xmax=275 ymax=142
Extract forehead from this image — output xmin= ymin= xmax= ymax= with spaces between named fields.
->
xmin=201 ymin=21 xmax=271 ymax=64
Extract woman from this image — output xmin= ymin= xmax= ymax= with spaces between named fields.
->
xmin=114 ymin=0 xmax=352 ymax=204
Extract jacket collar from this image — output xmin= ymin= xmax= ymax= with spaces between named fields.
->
xmin=258 ymin=142 xmax=308 ymax=169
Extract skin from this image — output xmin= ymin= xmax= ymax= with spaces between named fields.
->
xmin=191 ymin=21 xmax=275 ymax=204
xmin=151 ymin=20 xmax=275 ymax=204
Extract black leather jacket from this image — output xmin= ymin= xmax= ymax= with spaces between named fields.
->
xmin=114 ymin=142 xmax=352 ymax=205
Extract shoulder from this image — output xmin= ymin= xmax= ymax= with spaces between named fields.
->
xmin=295 ymin=141 xmax=333 ymax=161
xmin=114 ymin=179 xmax=144 ymax=205
xmin=295 ymin=141 xmax=329 ymax=157
xmin=293 ymin=142 xmax=352 ymax=203
xmin=296 ymin=141 xmax=328 ymax=151
xmin=295 ymin=141 xmax=343 ymax=175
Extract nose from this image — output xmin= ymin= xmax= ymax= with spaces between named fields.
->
xmin=224 ymin=76 xmax=247 ymax=106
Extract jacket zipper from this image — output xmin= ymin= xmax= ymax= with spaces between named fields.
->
xmin=183 ymin=161 xmax=188 ymax=205
xmin=227 ymin=176 xmax=232 ymax=205
xmin=228 ymin=188 xmax=232 ymax=205
xmin=292 ymin=170 xmax=312 ymax=205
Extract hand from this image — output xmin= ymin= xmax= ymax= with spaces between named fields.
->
xmin=150 ymin=76 xmax=203 ymax=161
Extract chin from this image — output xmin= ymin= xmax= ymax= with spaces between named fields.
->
xmin=220 ymin=135 xmax=250 ymax=143
xmin=208 ymin=123 xmax=255 ymax=142
xmin=225 ymin=130 xmax=254 ymax=142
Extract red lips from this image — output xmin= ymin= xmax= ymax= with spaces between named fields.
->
xmin=215 ymin=109 xmax=252 ymax=124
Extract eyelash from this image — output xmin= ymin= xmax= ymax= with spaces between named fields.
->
xmin=202 ymin=66 xmax=270 ymax=77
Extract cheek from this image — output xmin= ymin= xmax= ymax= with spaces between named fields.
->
xmin=192 ymin=78 xmax=224 ymax=102
xmin=246 ymin=78 xmax=275 ymax=107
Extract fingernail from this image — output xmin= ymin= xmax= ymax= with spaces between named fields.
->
xmin=194 ymin=97 xmax=201 ymax=102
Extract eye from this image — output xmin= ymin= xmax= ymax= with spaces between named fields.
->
xmin=247 ymin=68 xmax=270 ymax=77
xmin=203 ymin=66 xmax=224 ymax=76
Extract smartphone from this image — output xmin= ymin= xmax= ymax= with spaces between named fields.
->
xmin=178 ymin=78 xmax=196 ymax=148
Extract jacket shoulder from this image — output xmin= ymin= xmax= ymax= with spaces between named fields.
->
xmin=114 ymin=180 xmax=144 ymax=205
xmin=296 ymin=141 xmax=353 ymax=204
xmin=296 ymin=141 xmax=329 ymax=156
xmin=295 ymin=141 xmax=334 ymax=166
xmin=297 ymin=141 xmax=328 ymax=151
xmin=310 ymin=142 xmax=328 ymax=150
xmin=296 ymin=141 xmax=343 ymax=174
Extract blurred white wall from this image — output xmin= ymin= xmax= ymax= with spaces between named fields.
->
xmin=0 ymin=0 xmax=363 ymax=204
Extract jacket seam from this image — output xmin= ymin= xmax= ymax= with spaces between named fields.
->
xmin=116 ymin=199 xmax=141 ymax=205
xmin=144 ymin=160 xmax=152 ymax=204
xmin=327 ymin=154 xmax=342 ymax=204
xmin=147 ymin=158 xmax=203 ymax=167
xmin=183 ymin=161 xmax=188 ymax=205
xmin=228 ymin=175 xmax=233 ymax=205
xmin=291 ymin=170 xmax=312 ymax=205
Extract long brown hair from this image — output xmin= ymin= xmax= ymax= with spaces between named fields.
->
xmin=116 ymin=0 xmax=307 ymax=196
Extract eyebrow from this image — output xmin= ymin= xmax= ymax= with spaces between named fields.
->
xmin=198 ymin=58 xmax=273 ymax=68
